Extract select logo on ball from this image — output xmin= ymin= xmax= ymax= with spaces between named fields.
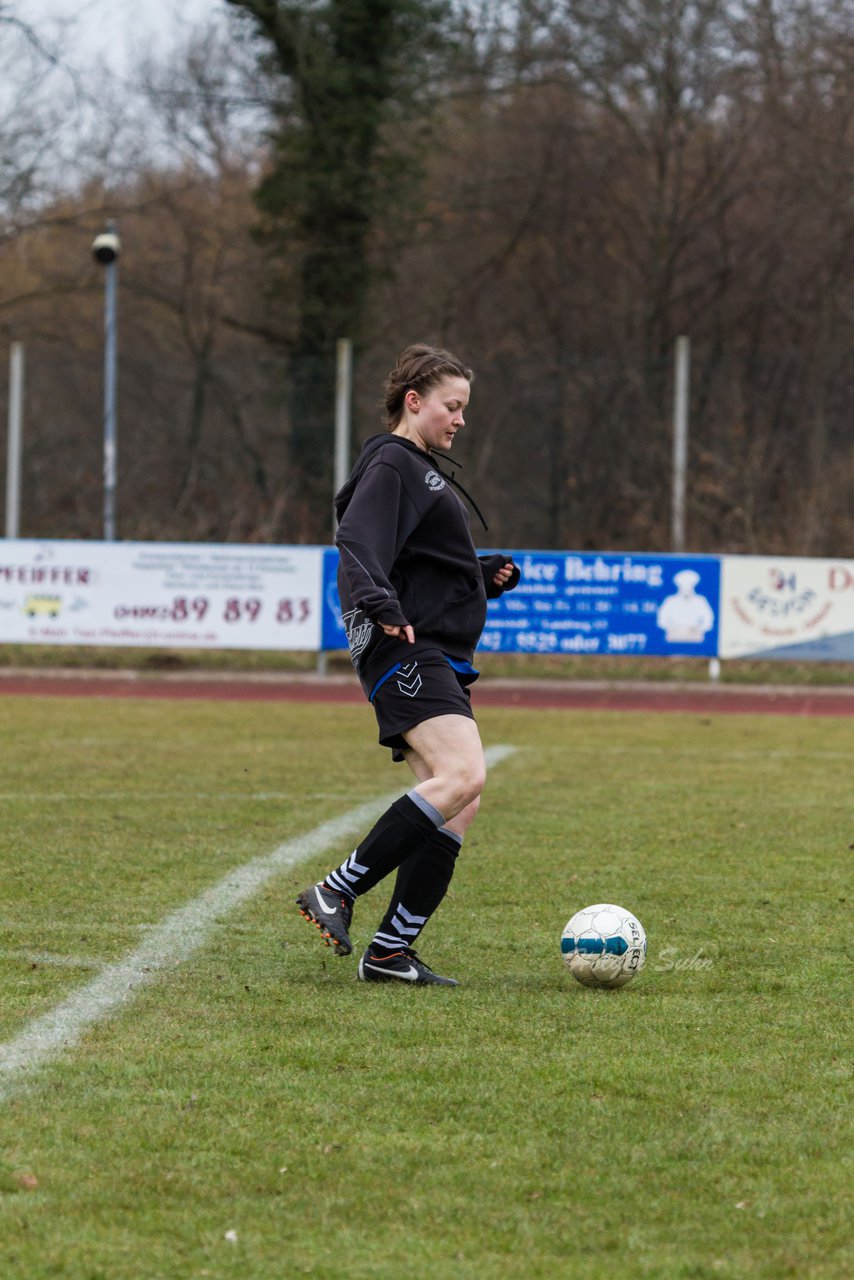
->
xmin=561 ymin=903 xmax=647 ymax=989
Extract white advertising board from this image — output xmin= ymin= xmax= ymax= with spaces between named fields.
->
xmin=0 ymin=540 xmax=323 ymax=650
xmin=719 ymin=556 xmax=854 ymax=661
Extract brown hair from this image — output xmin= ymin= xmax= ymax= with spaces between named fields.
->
xmin=384 ymin=343 xmax=474 ymax=430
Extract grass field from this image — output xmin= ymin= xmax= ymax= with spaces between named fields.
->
xmin=0 ymin=694 xmax=851 ymax=1279
xmin=2 ymin=643 xmax=854 ymax=686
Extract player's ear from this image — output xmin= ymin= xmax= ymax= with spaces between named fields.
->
xmin=404 ymin=389 xmax=420 ymax=414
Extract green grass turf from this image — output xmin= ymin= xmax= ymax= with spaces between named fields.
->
xmin=2 ymin=643 xmax=853 ymax=685
xmin=0 ymin=695 xmax=851 ymax=1279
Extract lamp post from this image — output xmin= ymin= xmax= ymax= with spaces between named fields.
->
xmin=92 ymin=224 xmax=121 ymax=540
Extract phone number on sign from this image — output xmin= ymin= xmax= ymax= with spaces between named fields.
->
xmin=113 ymin=597 xmax=312 ymax=624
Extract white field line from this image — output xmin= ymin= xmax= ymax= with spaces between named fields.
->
xmin=0 ymin=744 xmax=517 ymax=1099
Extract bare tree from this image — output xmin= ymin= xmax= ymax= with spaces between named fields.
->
xmin=3 ymin=0 xmax=853 ymax=556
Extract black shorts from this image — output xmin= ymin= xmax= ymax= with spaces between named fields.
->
xmin=370 ymin=651 xmax=476 ymax=760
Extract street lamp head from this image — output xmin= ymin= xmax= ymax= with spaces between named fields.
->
xmin=92 ymin=231 xmax=121 ymax=265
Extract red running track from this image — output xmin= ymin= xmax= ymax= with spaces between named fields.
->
xmin=0 ymin=671 xmax=852 ymax=717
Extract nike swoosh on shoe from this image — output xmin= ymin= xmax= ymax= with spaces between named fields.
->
xmin=365 ymin=962 xmax=420 ymax=981
xmin=314 ymin=888 xmax=339 ymax=915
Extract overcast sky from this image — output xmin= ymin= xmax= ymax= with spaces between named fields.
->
xmin=24 ymin=0 xmax=222 ymax=77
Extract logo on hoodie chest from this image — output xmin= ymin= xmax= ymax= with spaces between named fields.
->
xmin=424 ymin=470 xmax=446 ymax=492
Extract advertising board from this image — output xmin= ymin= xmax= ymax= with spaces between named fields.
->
xmin=0 ymin=541 xmax=323 ymax=650
xmin=479 ymin=551 xmax=720 ymax=658
xmin=4 ymin=541 xmax=851 ymax=666
xmin=719 ymin=556 xmax=854 ymax=661
xmin=322 ymin=548 xmax=721 ymax=659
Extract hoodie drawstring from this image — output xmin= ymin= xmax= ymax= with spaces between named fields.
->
xmin=428 ymin=450 xmax=489 ymax=532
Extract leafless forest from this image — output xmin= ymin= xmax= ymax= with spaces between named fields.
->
xmin=2 ymin=1 xmax=853 ymax=555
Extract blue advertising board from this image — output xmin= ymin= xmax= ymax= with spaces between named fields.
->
xmin=480 ymin=552 xmax=720 ymax=657
xmin=322 ymin=548 xmax=721 ymax=658
xmin=321 ymin=547 xmax=349 ymax=651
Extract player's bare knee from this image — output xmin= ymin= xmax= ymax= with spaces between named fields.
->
xmin=454 ymin=761 xmax=486 ymax=809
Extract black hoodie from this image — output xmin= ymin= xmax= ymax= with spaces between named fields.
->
xmin=334 ymin=434 xmax=518 ymax=696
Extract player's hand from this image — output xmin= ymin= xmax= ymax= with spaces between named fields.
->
xmin=381 ymin=623 xmax=415 ymax=644
xmin=492 ymin=562 xmax=516 ymax=588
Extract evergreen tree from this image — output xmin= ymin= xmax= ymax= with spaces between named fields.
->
xmin=226 ymin=0 xmax=453 ymax=538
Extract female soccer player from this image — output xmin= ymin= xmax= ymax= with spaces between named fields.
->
xmin=297 ymin=344 xmax=520 ymax=985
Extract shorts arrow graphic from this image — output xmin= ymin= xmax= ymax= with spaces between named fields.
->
xmin=396 ymin=673 xmax=422 ymax=697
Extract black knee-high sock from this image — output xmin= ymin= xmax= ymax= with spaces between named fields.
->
xmin=324 ymin=793 xmax=444 ymax=901
xmin=371 ymin=828 xmax=461 ymax=952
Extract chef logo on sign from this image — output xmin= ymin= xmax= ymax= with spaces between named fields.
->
xmin=656 ymin=569 xmax=715 ymax=644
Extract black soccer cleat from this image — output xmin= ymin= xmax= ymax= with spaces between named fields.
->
xmin=296 ymin=884 xmax=354 ymax=956
xmin=357 ymin=946 xmax=459 ymax=986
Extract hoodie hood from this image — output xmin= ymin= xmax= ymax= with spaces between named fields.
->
xmin=334 ymin=434 xmax=428 ymax=523
xmin=335 ymin=433 xmax=489 ymax=531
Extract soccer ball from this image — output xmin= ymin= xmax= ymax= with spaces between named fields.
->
xmin=560 ymin=903 xmax=647 ymax=989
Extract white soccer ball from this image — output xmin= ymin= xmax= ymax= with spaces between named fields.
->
xmin=560 ymin=903 xmax=647 ymax=989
